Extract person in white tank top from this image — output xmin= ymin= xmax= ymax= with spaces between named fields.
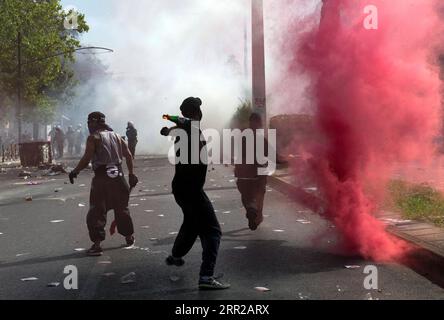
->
xmin=69 ymin=112 xmax=139 ymax=256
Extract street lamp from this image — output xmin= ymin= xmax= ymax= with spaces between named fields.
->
xmin=15 ymin=45 xmax=113 ymax=143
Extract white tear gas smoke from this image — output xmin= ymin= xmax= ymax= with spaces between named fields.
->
xmin=71 ymin=0 xmax=251 ymax=154
xmin=68 ymin=0 xmax=321 ymax=155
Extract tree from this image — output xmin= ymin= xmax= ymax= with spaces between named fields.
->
xmin=0 ymin=0 xmax=89 ymax=140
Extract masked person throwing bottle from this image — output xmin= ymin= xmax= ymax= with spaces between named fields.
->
xmin=161 ymin=97 xmax=230 ymax=290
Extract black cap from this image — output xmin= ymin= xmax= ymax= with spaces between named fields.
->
xmin=88 ymin=112 xmax=106 ymax=124
xmin=180 ymin=97 xmax=202 ymax=116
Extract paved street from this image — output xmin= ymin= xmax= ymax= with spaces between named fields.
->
xmin=0 ymin=157 xmax=444 ymax=300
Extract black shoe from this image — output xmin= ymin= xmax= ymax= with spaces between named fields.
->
xmin=246 ymin=211 xmax=258 ymax=231
xmin=199 ymin=277 xmax=231 ymax=290
xmin=166 ymin=255 xmax=185 ymax=267
xmin=86 ymin=244 xmax=103 ymax=256
xmin=125 ymin=235 xmax=135 ymax=247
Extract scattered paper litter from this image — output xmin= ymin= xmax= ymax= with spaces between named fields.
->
xmin=345 ymin=265 xmax=361 ymax=269
xmin=50 ymin=220 xmax=64 ymax=223
xmin=79 ymin=184 xmax=86 ymax=187
xmin=169 ymin=275 xmax=181 ymax=282
xmin=149 ymin=238 xmax=158 ymax=241
xmin=273 ymin=229 xmax=285 ymax=233
xmin=158 ymin=214 xmax=164 ymax=217
xmin=365 ymin=292 xmax=379 ymax=300
xmin=102 ymin=273 xmax=116 ymax=277
xmin=233 ymin=246 xmax=247 ymax=250
xmin=21 ymin=277 xmax=38 ymax=282
xmin=122 ymin=245 xmax=139 ymax=250
xmin=254 ymin=287 xmax=271 ymax=292
xmin=16 ymin=253 xmax=30 ymax=257
xmin=120 ymin=272 xmax=136 ymax=284
xmin=130 ymin=204 xmax=139 ymax=207
xmin=223 ymin=211 xmax=231 ymax=214
xmin=97 ymin=260 xmax=112 ymax=265
xmin=169 ymin=232 xmax=178 ymax=235
xmin=140 ymin=226 xmax=150 ymax=229
xmin=74 ymin=248 xmax=85 ymax=252
xmin=298 ymin=293 xmax=309 ymax=300
xmin=144 ymin=210 xmax=154 ymax=213
xmin=47 ymin=282 xmax=60 ymax=287
xmin=296 ymin=219 xmax=311 ymax=224
xmin=78 ymin=203 xmax=85 ymax=207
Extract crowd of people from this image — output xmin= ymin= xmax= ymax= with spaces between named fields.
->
xmin=48 ymin=122 xmax=138 ymax=159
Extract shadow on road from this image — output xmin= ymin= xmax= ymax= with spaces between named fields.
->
xmin=0 ymin=245 xmax=125 ymax=269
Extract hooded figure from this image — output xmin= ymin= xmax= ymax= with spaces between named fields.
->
xmin=160 ymin=97 xmax=230 ymax=290
xmin=126 ymin=121 xmax=138 ymax=158
xmin=69 ymin=112 xmax=139 ymax=256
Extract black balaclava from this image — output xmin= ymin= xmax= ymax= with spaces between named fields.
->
xmin=87 ymin=112 xmax=113 ymax=134
xmin=180 ymin=97 xmax=202 ymax=121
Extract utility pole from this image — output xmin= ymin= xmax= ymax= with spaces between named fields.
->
xmin=17 ymin=31 xmax=22 ymax=144
xmin=251 ymin=0 xmax=266 ymax=127
xmin=243 ymin=15 xmax=249 ymax=79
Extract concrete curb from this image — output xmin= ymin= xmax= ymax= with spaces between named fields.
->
xmin=268 ymin=174 xmax=444 ymax=288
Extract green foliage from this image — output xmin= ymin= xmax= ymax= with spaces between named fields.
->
xmin=389 ymin=180 xmax=444 ymax=227
xmin=230 ymin=99 xmax=252 ymax=129
xmin=0 ymin=0 xmax=89 ymax=123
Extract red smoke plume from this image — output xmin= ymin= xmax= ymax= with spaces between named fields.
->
xmin=285 ymin=0 xmax=443 ymax=261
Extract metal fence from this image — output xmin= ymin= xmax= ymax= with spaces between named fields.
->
xmin=1 ymin=143 xmax=20 ymax=162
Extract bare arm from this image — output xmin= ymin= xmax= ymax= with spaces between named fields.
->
xmin=73 ymin=135 xmax=96 ymax=173
xmin=121 ymin=137 xmax=134 ymax=175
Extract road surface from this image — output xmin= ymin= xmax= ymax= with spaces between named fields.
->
xmin=0 ymin=157 xmax=443 ymax=300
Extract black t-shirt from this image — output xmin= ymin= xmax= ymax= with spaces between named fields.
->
xmin=172 ymin=118 xmax=207 ymax=191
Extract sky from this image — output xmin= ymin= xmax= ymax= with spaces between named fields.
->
xmin=57 ymin=0 xmax=321 ymax=154
xmin=60 ymin=0 xmax=117 ymax=49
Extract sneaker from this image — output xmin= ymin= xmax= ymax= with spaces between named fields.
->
xmin=246 ymin=211 xmax=258 ymax=231
xmin=199 ymin=277 xmax=231 ymax=290
xmin=166 ymin=255 xmax=185 ymax=267
xmin=86 ymin=244 xmax=103 ymax=256
xmin=125 ymin=235 xmax=135 ymax=247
